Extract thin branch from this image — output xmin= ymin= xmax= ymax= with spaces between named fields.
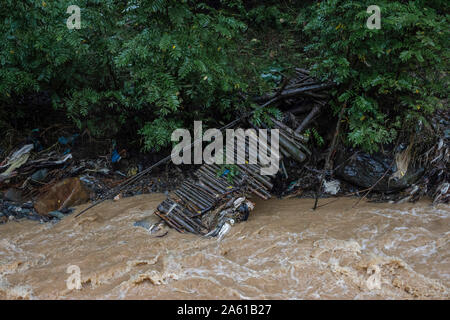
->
xmin=313 ymin=105 xmax=346 ymax=210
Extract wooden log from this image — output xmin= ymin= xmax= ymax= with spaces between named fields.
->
xmin=295 ymin=104 xmax=321 ymax=134
xmin=279 ymin=134 xmax=307 ymax=163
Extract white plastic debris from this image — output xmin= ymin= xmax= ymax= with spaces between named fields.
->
xmin=233 ymin=197 xmax=246 ymax=209
xmin=1 ymin=144 xmax=34 ymax=168
xmin=323 ymin=179 xmax=341 ymax=195
xmin=218 ymin=219 xmax=234 ymax=241
xmin=0 ymin=144 xmax=34 ymax=177
xmin=245 ymin=200 xmax=255 ymax=211
xmin=233 ymin=197 xmax=255 ymax=211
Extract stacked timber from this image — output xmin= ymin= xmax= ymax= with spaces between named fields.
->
xmin=154 ymin=68 xmax=332 ymax=236
xmin=154 ymin=125 xmax=309 ymax=235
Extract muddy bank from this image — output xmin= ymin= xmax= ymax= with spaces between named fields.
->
xmin=0 ymin=195 xmax=448 ymax=299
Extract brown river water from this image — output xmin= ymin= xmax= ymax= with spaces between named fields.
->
xmin=0 ymin=194 xmax=448 ymax=300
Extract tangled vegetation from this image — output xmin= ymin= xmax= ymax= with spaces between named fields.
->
xmin=1 ymin=0 xmax=448 ymax=153
xmin=301 ymin=0 xmax=449 ymax=152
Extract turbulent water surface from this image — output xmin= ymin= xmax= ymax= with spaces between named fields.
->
xmin=0 ymin=194 xmax=448 ymax=299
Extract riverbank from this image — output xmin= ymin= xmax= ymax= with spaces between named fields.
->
xmin=0 ymin=195 xmax=448 ymax=299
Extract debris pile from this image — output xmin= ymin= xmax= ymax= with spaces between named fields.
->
xmin=154 ymin=163 xmax=263 ymax=236
xmin=0 ymin=144 xmax=72 ymax=184
xmin=0 ymin=140 xmax=139 ymax=222
xmin=256 ymin=68 xmax=331 ymax=135
xmin=149 ymin=68 xmax=334 ymax=236
xmin=0 ymin=198 xmax=44 ymax=224
xmin=405 ymin=108 xmax=449 ymax=204
xmin=2 ymin=66 xmax=446 ymax=232
xmin=153 ymin=124 xmax=311 ymax=236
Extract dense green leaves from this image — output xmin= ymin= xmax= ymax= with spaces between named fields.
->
xmin=301 ymin=0 xmax=449 ymax=152
xmin=1 ymin=1 xmax=257 ymax=150
xmin=113 ymin=1 xmax=250 ymax=149
xmin=1 ymin=1 xmax=447 ymax=153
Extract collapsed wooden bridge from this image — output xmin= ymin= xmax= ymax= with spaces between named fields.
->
xmin=154 ymin=121 xmax=312 ymax=236
xmin=153 ymin=68 xmax=331 ymax=236
xmin=76 ymin=68 xmax=331 ymax=233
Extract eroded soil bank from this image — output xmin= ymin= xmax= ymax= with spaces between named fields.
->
xmin=0 ymin=195 xmax=448 ymax=299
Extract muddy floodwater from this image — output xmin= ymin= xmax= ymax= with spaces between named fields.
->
xmin=0 ymin=194 xmax=448 ymax=299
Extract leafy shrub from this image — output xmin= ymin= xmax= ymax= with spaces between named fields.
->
xmin=0 ymin=1 xmax=253 ymax=151
xmin=115 ymin=0 xmax=248 ymax=150
xmin=3 ymin=0 xmax=446 ymax=155
xmin=301 ymin=0 xmax=449 ymax=152
xmin=0 ymin=0 xmax=125 ymax=134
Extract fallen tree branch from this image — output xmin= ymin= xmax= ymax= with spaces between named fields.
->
xmin=288 ymin=105 xmax=313 ymax=114
xmin=295 ymin=68 xmax=310 ymax=75
xmin=313 ymin=105 xmax=346 ymax=210
xmin=261 ymin=83 xmax=334 ymax=102
xmin=295 ymin=104 xmax=321 ymax=134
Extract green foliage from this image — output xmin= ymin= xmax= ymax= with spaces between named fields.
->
xmin=115 ymin=0 xmax=249 ymax=151
xmin=305 ymin=128 xmax=325 ymax=147
xmin=2 ymin=0 xmax=447 ymax=155
xmin=301 ymin=0 xmax=449 ymax=152
xmin=139 ymin=118 xmax=182 ymax=152
xmin=251 ymin=106 xmax=283 ymax=128
xmin=0 ymin=0 xmax=311 ymax=151
xmin=0 ymin=0 xmax=128 ymax=134
xmin=217 ymin=164 xmax=240 ymax=184
xmin=0 ymin=1 xmax=251 ymax=150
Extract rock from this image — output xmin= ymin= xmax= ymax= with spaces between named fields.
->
xmin=336 ymin=151 xmax=424 ymax=192
xmin=0 ymin=200 xmax=45 ymax=222
xmin=134 ymin=215 xmax=169 ymax=237
xmin=134 ymin=215 xmax=161 ymax=231
xmin=3 ymin=188 xmax=23 ymax=203
xmin=22 ymin=202 xmax=34 ymax=209
xmin=34 ymin=178 xmax=90 ymax=216
xmin=60 ymin=207 xmax=75 ymax=214
xmin=48 ymin=211 xmax=65 ymax=219
xmin=31 ymin=169 xmax=49 ymax=182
